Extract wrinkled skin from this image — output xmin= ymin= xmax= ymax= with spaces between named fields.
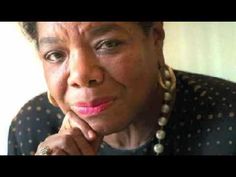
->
xmin=35 ymin=22 xmax=165 ymax=155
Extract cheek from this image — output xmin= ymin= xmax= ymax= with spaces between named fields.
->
xmin=104 ymin=53 xmax=156 ymax=91
xmin=43 ymin=64 xmax=68 ymax=103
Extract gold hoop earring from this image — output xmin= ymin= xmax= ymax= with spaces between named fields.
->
xmin=158 ymin=65 xmax=176 ymax=92
xmin=47 ymin=92 xmax=58 ymax=107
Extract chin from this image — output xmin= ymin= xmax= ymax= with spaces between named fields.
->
xmin=90 ymin=123 xmax=114 ymax=136
xmin=90 ymin=119 xmax=130 ymax=136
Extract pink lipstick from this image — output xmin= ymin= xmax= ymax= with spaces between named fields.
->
xmin=72 ymin=97 xmax=115 ymax=117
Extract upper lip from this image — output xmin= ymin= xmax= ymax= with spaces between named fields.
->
xmin=73 ymin=96 xmax=116 ymax=107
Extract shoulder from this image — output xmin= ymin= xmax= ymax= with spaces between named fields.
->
xmin=8 ymin=92 xmax=63 ymax=155
xmin=171 ymin=70 xmax=236 ymax=155
xmin=12 ymin=92 xmax=63 ymax=129
xmin=174 ymin=69 xmax=236 ymax=112
xmin=175 ymin=69 xmax=236 ymax=93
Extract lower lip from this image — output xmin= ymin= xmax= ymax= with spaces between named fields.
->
xmin=72 ymin=101 xmax=114 ymax=117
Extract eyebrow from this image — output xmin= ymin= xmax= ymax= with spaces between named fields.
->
xmin=88 ymin=24 xmax=127 ymax=37
xmin=38 ymin=37 xmax=63 ymax=46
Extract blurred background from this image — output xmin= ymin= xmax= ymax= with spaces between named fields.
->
xmin=0 ymin=22 xmax=236 ymax=155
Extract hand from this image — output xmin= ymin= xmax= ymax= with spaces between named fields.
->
xmin=35 ymin=111 xmax=103 ymax=155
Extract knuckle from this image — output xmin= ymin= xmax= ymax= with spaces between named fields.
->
xmin=66 ymin=111 xmax=74 ymax=118
xmin=52 ymin=148 xmax=64 ymax=155
xmin=60 ymin=134 xmax=72 ymax=143
xmin=68 ymin=127 xmax=82 ymax=136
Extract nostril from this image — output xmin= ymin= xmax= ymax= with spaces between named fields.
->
xmin=71 ymin=82 xmax=80 ymax=88
xmin=88 ymin=79 xmax=98 ymax=87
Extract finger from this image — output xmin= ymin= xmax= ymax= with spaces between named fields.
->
xmin=61 ymin=124 xmax=103 ymax=154
xmin=69 ymin=128 xmax=96 ymax=155
xmin=90 ymin=134 xmax=104 ymax=153
xmin=61 ymin=111 xmax=97 ymax=141
xmin=50 ymin=148 xmax=69 ymax=156
xmin=57 ymin=133 xmax=83 ymax=155
xmin=60 ymin=114 xmax=72 ymax=131
xmin=37 ymin=133 xmax=82 ymax=155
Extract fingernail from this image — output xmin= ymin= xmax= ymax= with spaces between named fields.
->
xmin=88 ymin=130 xmax=96 ymax=140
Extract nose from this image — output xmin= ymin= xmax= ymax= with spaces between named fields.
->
xmin=67 ymin=49 xmax=104 ymax=88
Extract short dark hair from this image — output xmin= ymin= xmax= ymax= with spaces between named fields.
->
xmin=21 ymin=22 xmax=153 ymax=42
xmin=21 ymin=22 xmax=37 ymax=41
xmin=137 ymin=22 xmax=153 ymax=35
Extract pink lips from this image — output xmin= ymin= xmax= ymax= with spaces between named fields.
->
xmin=72 ymin=97 xmax=115 ymax=117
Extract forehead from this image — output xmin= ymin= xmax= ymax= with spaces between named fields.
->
xmin=37 ymin=22 xmax=139 ymax=36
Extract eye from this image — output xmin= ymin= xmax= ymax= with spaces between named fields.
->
xmin=101 ymin=40 xmax=120 ymax=49
xmin=44 ymin=50 xmax=67 ymax=63
xmin=96 ymin=39 xmax=123 ymax=53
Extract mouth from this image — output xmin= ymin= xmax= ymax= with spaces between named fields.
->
xmin=71 ymin=97 xmax=116 ymax=117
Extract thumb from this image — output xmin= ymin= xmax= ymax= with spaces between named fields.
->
xmin=90 ymin=134 xmax=104 ymax=153
xmin=59 ymin=113 xmax=72 ymax=132
xmin=60 ymin=111 xmax=104 ymax=152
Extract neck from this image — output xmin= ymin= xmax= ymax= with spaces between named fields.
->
xmin=103 ymin=87 xmax=164 ymax=149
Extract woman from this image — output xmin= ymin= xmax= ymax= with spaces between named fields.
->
xmin=8 ymin=22 xmax=236 ymax=155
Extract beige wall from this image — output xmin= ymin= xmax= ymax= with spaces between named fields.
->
xmin=164 ymin=22 xmax=236 ymax=82
xmin=0 ymin=22 xmax=236 ymax=155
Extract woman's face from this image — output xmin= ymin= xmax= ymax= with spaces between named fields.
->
xmin=37 ymin=22 xmax=164 ymax=135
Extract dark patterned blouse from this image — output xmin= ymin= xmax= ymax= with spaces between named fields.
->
xmin=8 ymin=70 xmax=236 ymax=155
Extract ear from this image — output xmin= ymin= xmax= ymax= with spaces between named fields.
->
xmin=151 ymin=22 xmax=165 ymax=48
xmin=151 ymin=22 xmax=165 ymax=68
